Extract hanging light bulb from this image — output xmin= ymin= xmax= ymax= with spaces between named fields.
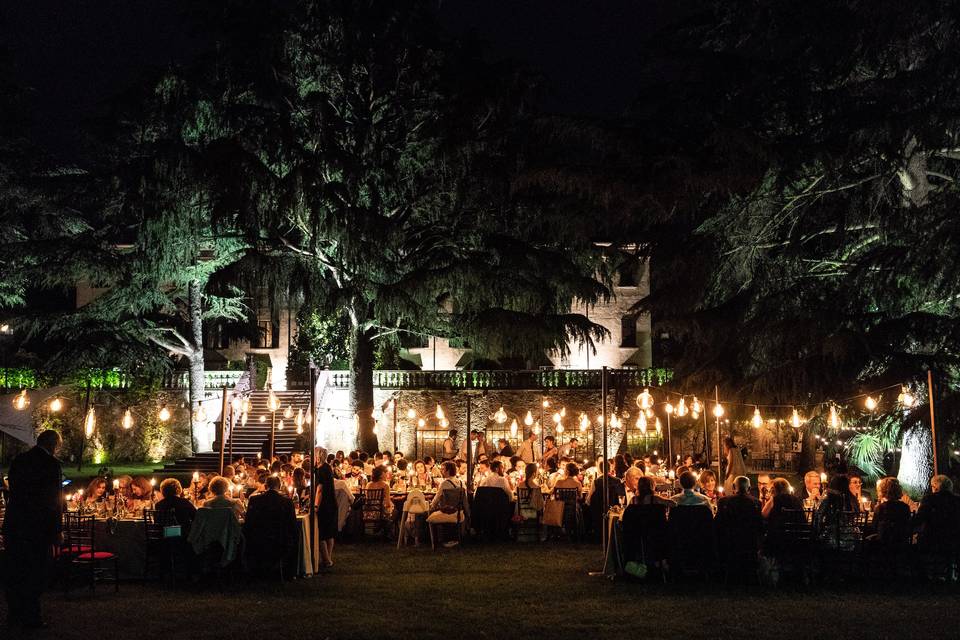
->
xmin=645 ymin=408 xmax=654 ymax=419
xmin=751 ymin=407 xmax=763 ymax=429
xmin=655 ymin=417 xmax=662 ymax=434
xmin=637 ymin=388 xmax=652 ymax=410
xmin=712 ymin=403 xmax=725 ymax=418
xmin=552 ymin=411 xmax=562 ymax=424
xmin=242 ymin=397 xmax=251 ymax=413
xmin=158 ymin=405 xmax=171 ymax=422
xmin=495 ymin=406 xmax=507 ymax=424
xmin=791 ymin=408 xmax=803 ymax=429
xmin=440 ymin=418 xmax=450 ymax=428
xmin=294 ymin=408 xmax=304 ymax=429
xmin=542 ymin=399 xmax=550 ymax=408
xmin=12 ymin=389 xmax=29 ymax=411
xmin=829 ymin=404 xmax=840 ymax=429
xmin=267 ymin=390 xmax=280 ymax=412
xmin=865 ymin=396 xmax=878 ymax=412
xmin=435 ymin=404 xmax=445 ymax=420
xmin=665 ymin=402 xmax=674 ymax=415
xmin=533 ymin=424 xmax=541 ymax=435
xmin=121 ymin=409 xmax=134 ymax=430
xmin=676 ymin=397 xmax=688 ymax=417
xmin=296 ymin=423 xmax=304 ymax=435
xmin=393 ymin=423 xmax=401 ymax=435
xmin=49 ymin=397 xmax=63 ymax=412
xmin=277 ymin=419 xmax=285 ymax=431
xmin=579 ymin=413 xmax=589 ymax=431
xmin=84 ymin=407 xmax=96 ymax=438
xmin=524 ymin=410 xmax=534 ymax=426
xmin=259 ymin=415 xmax=267 ymax=423
xmin=691 ymin=397 xmax=702 ymax=415
xmin=637 ymin=413 xmax=647 ymax=434
xmin=898 ymin=387 xmax=915 ymax=408
xmin=241 ymin=411 xmax=249 ymax=427
xmin=560 ymin=407 xmax=567 ymax=418
xmin=510 ymin=419 xmax=518 ymax=438
xmin=556 ymin=423 xmax=564 ymax=434
xmin=283 ymin=405 xmax=293 ymax=420
xmin=304 ymin=410 xmax=312 ymax=426
xmin=417 ymin=418 xmax=426 ymax=428
xmin=406 ymin=408 xmax=416 ymax=420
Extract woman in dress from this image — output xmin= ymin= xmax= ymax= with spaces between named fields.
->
xmin=314 ymin=463 xmax=339 ymax=568
xmin=722 ymin=437 xmax=747 ymax=494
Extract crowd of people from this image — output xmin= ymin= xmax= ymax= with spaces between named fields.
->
xmin=3 ymin=429 xmax=960 ymax=629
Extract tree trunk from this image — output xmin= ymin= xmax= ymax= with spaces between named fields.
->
xmin=350 ymin=323 xmax=378 ymax=452
xmin=898 ymin=424 xmax=934 ymax=498
xmin=187 ymin=279 xmax=205 ymax=455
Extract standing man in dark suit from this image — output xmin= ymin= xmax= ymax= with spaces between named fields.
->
xmin=242 ymin=475 xmax=298 ymax=578
xmin=2 ymin=430 xmax=63 ymax=629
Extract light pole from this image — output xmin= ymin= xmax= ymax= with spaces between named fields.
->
xmin=267 ymin=388 xmax=280 ymax=460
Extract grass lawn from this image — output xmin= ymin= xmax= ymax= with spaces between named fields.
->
xmin=5 ymin=542 xmax=959 ymax=640
xmin=61 ymin=464 xmax=167 ymax=482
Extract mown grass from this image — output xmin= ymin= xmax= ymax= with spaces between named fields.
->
xmin=5 ymin=542 xmax=959 ymax=640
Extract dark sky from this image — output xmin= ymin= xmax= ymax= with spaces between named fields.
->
xmin=2 ymin=1 xmax=678 ymax=157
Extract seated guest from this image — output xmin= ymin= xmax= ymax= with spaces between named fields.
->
xmin=244 ymin=474 xmax=298 ymax=577
xmin=392 ymin=460 xmax=409 ymax=492
xmin=623 ymin=466 xmax=642 ymax=505
xmin=84 ymin=477 xmax=108 ymax=505
xmin=544 ymin=457 xmax=561 ymax=490
xmin=761 ymin=477 xmax=805 ymax=558
xmin=364 ymin=465 xmax=394 ymax=515
xmin=814 ymin=474 xmax=857 ymax=547
xmin=411 ymin=460 xmax=434 ymax=490
xmin=480 ymin=460 xmax=514 ymax=499
xmin=203 ymin=476 xmax=245 ymax=518
xmin=558 ymin=438 xmax=579 ymax=460
xmin=913 ymin=474 xmax=960 ymax=554
xmin=671 ymin=471 xmax=712 ymax=508
xmin=755 ymin=473 xmax=773 ymax=503
xmin=868 ymin=476 xmax=912 ymax=548
xmin=800 ymin=470 xmax=823 ymax=503
xmin=621 ymin=476 xmax=674 ymax=567
xmin=552 ymin=462 xmax=582 ymax=493
xmin=697 ymin=469 xmax=720 ymax=502
xmin=156 ymin=478 xmax=197 ymax=534
xmin=429 ymin=461 xmax=470 ymax=523
xmin=474 ymin=460 xmax=492 ymax=487
xmin=645 ymin=454 xmax=661 ymax=477
xmin=128 ymin=476 xmax=155 ymax=510
xmin=848 ymin=472 xmax=870 ymax=509
xmin=333 ymin=470 xmax=355 ymax=535
xmin=517 ymin=462 xmax=545 ymax=517
xmin=716 ymin=476 xmax=763 ymax=557
xmin=497 ymin=438 xmax=515 ymax=458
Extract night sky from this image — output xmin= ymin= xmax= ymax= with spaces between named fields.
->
xmin=2 ymin=0 xmax=680 ymax=160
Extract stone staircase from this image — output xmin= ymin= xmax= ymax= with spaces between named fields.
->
xmin=157 ymin=389 xmax=313 ymax=473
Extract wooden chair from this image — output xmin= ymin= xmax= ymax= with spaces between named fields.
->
xmin=776 ymin=508 xmax=815 ymax=582
xmin=361 ymin=488 xmax=390 ymax=539
xmin=553 ymin=488 xmax=582 ymax=541
xmin=63 ymin=512 xmax=119 ymax=595
xmin=428 ymin=484 xmax=466 ymax=550
xmin=514 ymin=487 xmax=541 ymax=542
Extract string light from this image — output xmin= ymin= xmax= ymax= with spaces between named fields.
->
xmin=751 ymin=407 xmax=763 ymax=429
xmin=158 ymin=405 xmax=171 ymax=422
xmin=295 ymin=408 xmax=304 ymax=429
xmin=542 ymin=399 xmax=550 ymax=408
xmin=277 ymin=419 xmax=284 ymax=431
xmin=406 ymin=408 xmax=416 ymax=420
xmin=556 ymin=424 xmax=564 ymax=434
xmin=790 ymin=408 xmax=803 ymax=429
xmin=49 ymin=397 xmax=63 ymax=412
xmin=259 ymin=415 xmax=266 ymax=423
xmin=552 ymin=411 xmax=562 ymax=424
xmin=12 ymin=389 xmax=29 ymax=411
xmin=122 ymin=409 xmax=133 ymax=430
xmin=676 ymin=397 xmax=688 ymax=417
xmin=637 ymin=388 xmax=653 ymax=410
xmin=655 ymin=417 xmax=662 ymax=434
xmin=665 ymin=402 xmax=674 ymax=415
xmin=712 ymin=403 xmax=725 ymax=418
xmin=495 ymin=406 xmax=508 ymax=424
xmin=283 ymin=405 xmax=293 ymax=420
xmin=898 ymin=387 xmax=915 ymax=408
xmin=510 ymin=419 xmax=518 ymax=437
xmin=579 ymin=413 xmax=590 ymax=431
xmin=417 ymin=418 xmax=426 ymax=428
xmin=435 ymin=404 xmax=445 ymax=420
xmin=829 ymin=405 xmax=840 ymax=429
xmin=636 ymin=412 xmax=647 ymax=434
xmin=865 ymin=396 xmax=878 ymax=411
xmin=524 ymin=411 xmax=534 ymax=426
xmin=267 ymin=390 xmax=280 ymax=412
